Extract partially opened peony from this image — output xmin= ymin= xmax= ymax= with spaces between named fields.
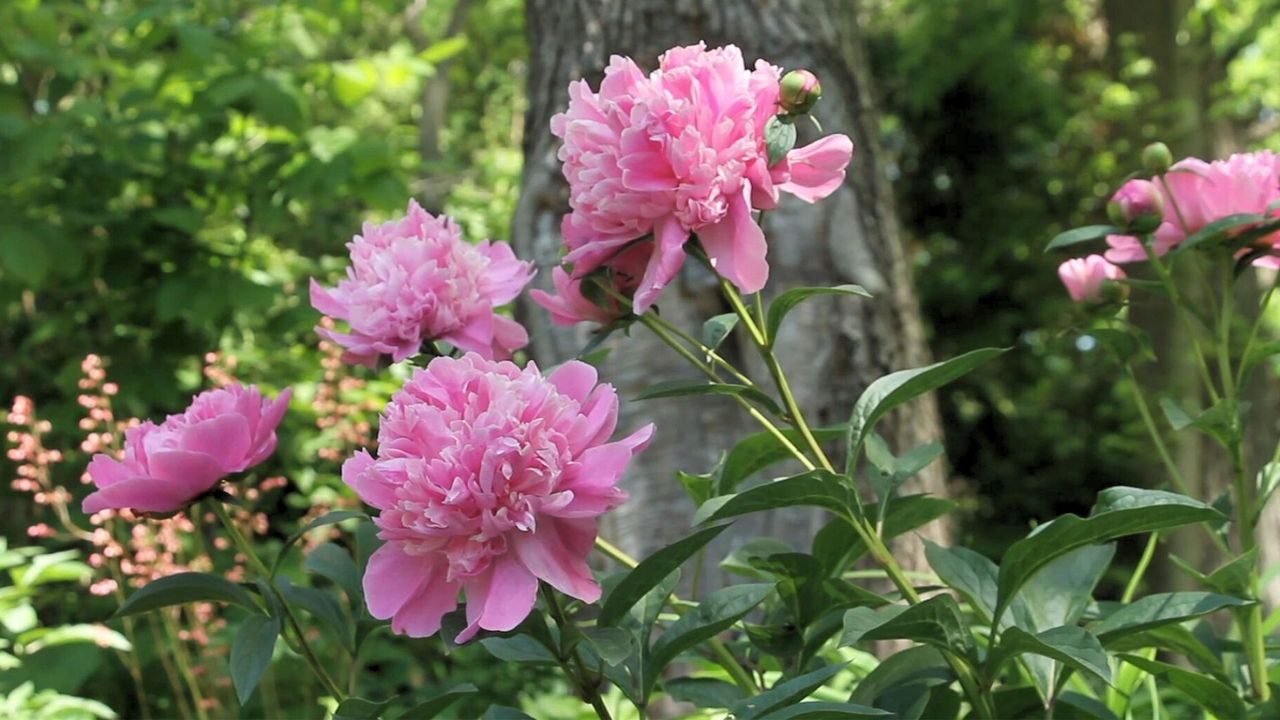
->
xmin=1105 ymin=151 xmax=1280 ymax=264
xmin=344 ymin=353 xmax=653 ymax=641
xmin=83 ymin=384 xmax=291 ymax=514
xmin=1058 ymin=254 xmax=1126 ymax=302
xmin=311 ymin=200 xmax=535 ymax=366
xmin=548 ymin=43 xmax=854 ymax=315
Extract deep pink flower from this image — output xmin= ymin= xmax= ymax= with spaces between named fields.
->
xmin=83 ymin=385 xmax=291 ymax=514
xmin=550 ymin=43 xmax=853 ymax=315
xmin=1106 ymin=152 xmax=1280 ymax=264
xmin=311 ymin=200 xmax=535 ymax=366
xmin=1107 ymin=179 xmax=1164 ymax=233
xmin=345 ymin=353 xmax=653 ymax=641
xmin=529 ymin=244 xmax=649 ymax=327
xmin=1058 ymin=254 xmax=1126 ymax=302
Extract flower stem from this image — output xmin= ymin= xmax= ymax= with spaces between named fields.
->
xmin=541 ymin=586 xmax=614 ymax=720
xmin=1122 ymin=532 xmax=1159 ymax=604
xmin=208 ymin=501 xmax=345 ymax=700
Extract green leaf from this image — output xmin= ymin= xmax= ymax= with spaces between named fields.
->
xmin=114 ymin=572 xmax=263 ymax=618
xmin=480 ymin=707 xmax=535 ymax=720
xmin=278 ymin=511 xmax=367 ymax=569
xmin=1105 ymin=625 xmax=1224 ymax=676
xmin=1094 ymin=592 xmax=1251 ymax=642
xmin=757 ymin=702 xmax=891 ymax=719
xmin=841 ymin=595 xmax=975 ymax=655
xmin=846 ymin=348 xmax=1007 ymax=473
xmin=1044 ymin=224 xmax=1122 ymax=253
xmin=925 ymin=541 xmax=998 ymax=621
xmin=277 ymin=578 xmax=352 ymax=652
xmin=0 ymin=225 xmax=51 ymax=287
xmin=305 ymin=542 xmax=363 ymax=605
xmin=394 ymin=684 xmax=478 ymax=719
xmin=1172 ymin=212 xmax=1267 ymax=254
xmin=334 ymin=696 xmax=394 ymax=720
xmin=1171 ymin=549 xmax=1257 ymax=596
xmin=579 ymin=626 xmax=633 ymax=666
xmin=765 ymin=115 xmax=798 ymax=166
xmin=864 ymin=435 xmax=943 ymax=525
xmin=814 ymin=496 xmax=956 ymax=575
xmin=848 ymin=646 xmax=952 ymax=705
xmin=599 ymin=525 xmax=729 ymax=627
xmin=990 ymin=626 xmax=1111 ymax=686
xmin=732 ymin=663 xmax=847 ymax=719
xmin=720 ymin=425 xmax=848 ymax=494
xmin=418 ymin=35 xmax=468 ymax=64
xmin=664 ymin=677 xmax=745 ymax=708
xmin=634 ymin=379 xmax=783 ymax=415
xmin=230 ymin=614 xmax=280 ymax=705
xmin=479 ymin=634 xmax=556 ymax=664
xmin=694 ymin=470 xmax=855 ymax=526
xmin=1117 ymin=653 xmax=1246 ymax=719
xmin=994 ymin=487 xmax=1224 ymax=624
xmin=765 ymin=285 xmax=871 ymax=343
xmin=701 ymin=313 xmax=739 ymax=351
xmin=647 ymin=584 xmax=771 ymax=678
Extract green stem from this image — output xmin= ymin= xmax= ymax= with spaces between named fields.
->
xmin=637 ymin=313 xmax=814 ymax=471
xmin=209 ymin=501 xmax=345 ymax=700
xmin=161 ymin=609 xmax=209 ymax=720
xmin=542 ymin=586 xmax=614 ymax=720
xmin=1235 ymin=273 xmax=1279 ymax=389
xmin=1140 ymin=240 xmax=1221 ymax=402
xmin=644 ymin=312 xmax=756 ymax=386
xmin=1122 ymin=533 xmax=1159 ymax=603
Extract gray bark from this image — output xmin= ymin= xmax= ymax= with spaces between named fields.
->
xmin=514 ymin=0 xmax=949 ymax=587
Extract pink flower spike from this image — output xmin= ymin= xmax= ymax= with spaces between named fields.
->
xmin=81 ymin=384 xmax=291 ymax=514
xmin=344 ymin=354 xmax=652 ymax=642
xmin=1058 ymin=255 xmax=1126 ymax=303
xmin=311 ymin=200 xmax=535 ymax=365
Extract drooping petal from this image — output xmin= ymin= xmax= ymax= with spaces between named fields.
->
xmin=456 ymin=555 xmax=538 ymax=642
xmin=515 ymin=518 xmax=602 ymax=602
xmin=777 ymin=135 xmax=854 ymax=203
xmin=697 ymin=187 xmax=769 ymax=294
xmin=633 ymin=214 xmax=689 ymax=314
xmin=86 ymin=454 xmax=134 ymax=489
xmin=82 ymin=478 xmax=198 ymax=514
xmin=147 ymin=450 xmax=227 ymax=494
xmin=342 ymin=450 xmax=398 ymax=509
xmin=364 ymin=543 xmax=432 ymax=620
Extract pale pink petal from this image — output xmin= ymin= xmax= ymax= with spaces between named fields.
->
xmin=147 ymin=450 xmax=227 ymax=494
xmin=82 ymin=478 xmax=197 ymax=514
xmin=87 ymin=455 xmax=133 ymax=489
xmin=515 ymin=518 xmax=601 ymax=602
xmin=548 ymin=361 xmax=598 ymax=403
xmin=364 ymin=543 xmax=431 ymax=620
xmin=633 ymin=214 xmax=689 ymax=314
xmin=777 ymin=135 xmax=854 ymax=203
xmin=456 ymin=555 xmax=538 ymax=642
xmin=179 ymin=415 xmax=252 ymax=471
xmin=343 ymin=450 xmax=398 ymax=509
xmin=309 ymin=278 xmax=348 ymax=318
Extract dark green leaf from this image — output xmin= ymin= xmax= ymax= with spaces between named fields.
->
xmin=702 ymin=313 xmax=739 ymax=351
xmin=480 ymin=707 xmax=535 ymax=720
xmin=733 ymin=663 xmax=847 ymax=719
xmin=758 ymin=702 xmax=891 ymax=719
xmin=305 ymin=542 xmax=363 ymax=605
xmin=841 ymin=595 xmax=974 ymax=655
xmin=114 ymin=572 xmax=263 ymax=618
xmin=599 ymin=525 xmax=729 ymax=626
xmin=647 ymin=584 xmax=772 ymax=677
xmin=579 ymin=626 xmax=633 ymax=666
xmin=1044 ymin=225 xmax=1122 ymax=252
xmin=848 ymin=646 xmax=952 ymax=705
xmin=994 ymin=487 xmax=1223 ymax=624
xmin=925 ymin=542 xmax=998 ymax=621
xmin=846 ymin=348 xmax=1007 ymax=473
xmin=694 ymin=470 xmax=856 ymax=525
xmin=1094 ymin=592 xmax=1251 ymax=642
xmin=817 ymin=496 xmax=956 ymax=575
xmin=1118 ymin=653 xmax=1246 ymax=719
xmin=230 ymin=614 xmax=280 ymax=705
xmin=277 ymin=579 xmax=352 ymax=652
xmin=634 ymin=379 xmax=783 ymax=416
xmin=765 ymin=285 xmax=871 ymax=343
xmin=990 ymin=626 xmax=1111 ymax=686
xmin=1171 ymin=549 xmax=1257 ymax=596
xmin=334 ymin=697 xmax=394 ymax=720
xmin=664 ymin=677 xmax=745 ymax=709
xmin=720 ymin=425 xmax=848 ymax=494
xmin=479 ymin=634 xmax=556 ymax=664
xmin=1172 ymin=213 xmax=1267 ymax=254
xmin=393 ymin=684 xmax=478 ymax=719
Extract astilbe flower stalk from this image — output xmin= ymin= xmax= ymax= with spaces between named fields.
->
xmin=540 ymin=43 xmax=854 ymax=316
xmin=82 ymin=384 xmax=291 ymax=514
xmin=343 ymin=353 xmax=653 ymax=641
xmin=311 ymin=200 xmax=535 ymax=365
xmin=1105 ymin=150 xmax=1280 ymax=264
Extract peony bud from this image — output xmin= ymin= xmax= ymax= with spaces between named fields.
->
xmin=1141 ymin=142 xmax=1173 ymax=174
xmin=1107 ymin=179 xmax=1164 ymax=234
xmin=779 ymin=69 xmax=822 ymax=115
xmin=1058 ymin=255 xmax=1126 ymax=303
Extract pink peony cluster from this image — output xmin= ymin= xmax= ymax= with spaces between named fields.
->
xmin=343 ymin=353 xmax=653 ymax=642
xmin=539 ymin=43 xmax=854 ymax=318
xmin=82 ymin=384 xmax=291 ymax=514
xmin=311 ymin=200 xmax=535 ymax=366
xmin=1105 ymin=151 xmax=1280 ymax=264
xmin=1058 ymin=254 xmax=1126 ymax=303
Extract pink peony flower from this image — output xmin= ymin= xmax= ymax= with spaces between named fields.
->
xmin=345 ymin=353 xmax=653 ymax=641
xmin=83 ymin=384 xmax=291 ymax=514
xmin=529 ymin=243 xmax=649 ymax=327
xmin=549 ymin=43 xmax=854 ymax=315
xmin=1107 ymin=179 xmax=1164 ymax=233
xmin=1058 ymin=254 xmax=1126 ymax=302
xmin=1106 ymin=151 xmax=1280 ymax=264
xmin=311 ymin=200 xmax=535 ymax=366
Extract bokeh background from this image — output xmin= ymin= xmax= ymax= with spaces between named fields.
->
xmin=2 ymin=0 xmax=1279 ymax=716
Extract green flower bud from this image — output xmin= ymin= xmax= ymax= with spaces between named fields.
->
xmin=779 ymin=69 xmax=822 ymax=116
xmin=1142 ymin=142 xmax=1173 ymax=174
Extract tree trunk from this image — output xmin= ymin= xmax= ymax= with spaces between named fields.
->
xmin=514 ymin=0 xmax=949 ymax=587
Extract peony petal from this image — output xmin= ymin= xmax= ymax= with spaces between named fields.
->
xmin=180 ymin=415 xmax=252 ymax=472
xmin=515 ymin=518 xmax=601 ymax=602
xmin=87 ymin=454 xmax=135 ymax=489
xmin=777 ymin=134 xmax=853 ymax=203
xmin=309 ymin=278 xmax=348 ymax=318
xmin=548 ymin=361 xmax=598 ymax=403
xmin=82 ymin=477 xmax=198 ymax=514
xmin=364 ymin=543 xmax=432 ymax=620
xmin=147 ymin=450 xmax=228 ymax=495
xmin=456 ymin=555 xmax=538 ymax=642
xmin=697 ymin=187 xmax=769 ymax=294
xmin=633 ymin=214 xmax=689 ymax=314
xmin=342 ymin=450 xmax=399 ymax=509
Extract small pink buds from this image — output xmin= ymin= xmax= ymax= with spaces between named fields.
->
xmin=1107 ymin=179 xmax=1165 ymax=234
